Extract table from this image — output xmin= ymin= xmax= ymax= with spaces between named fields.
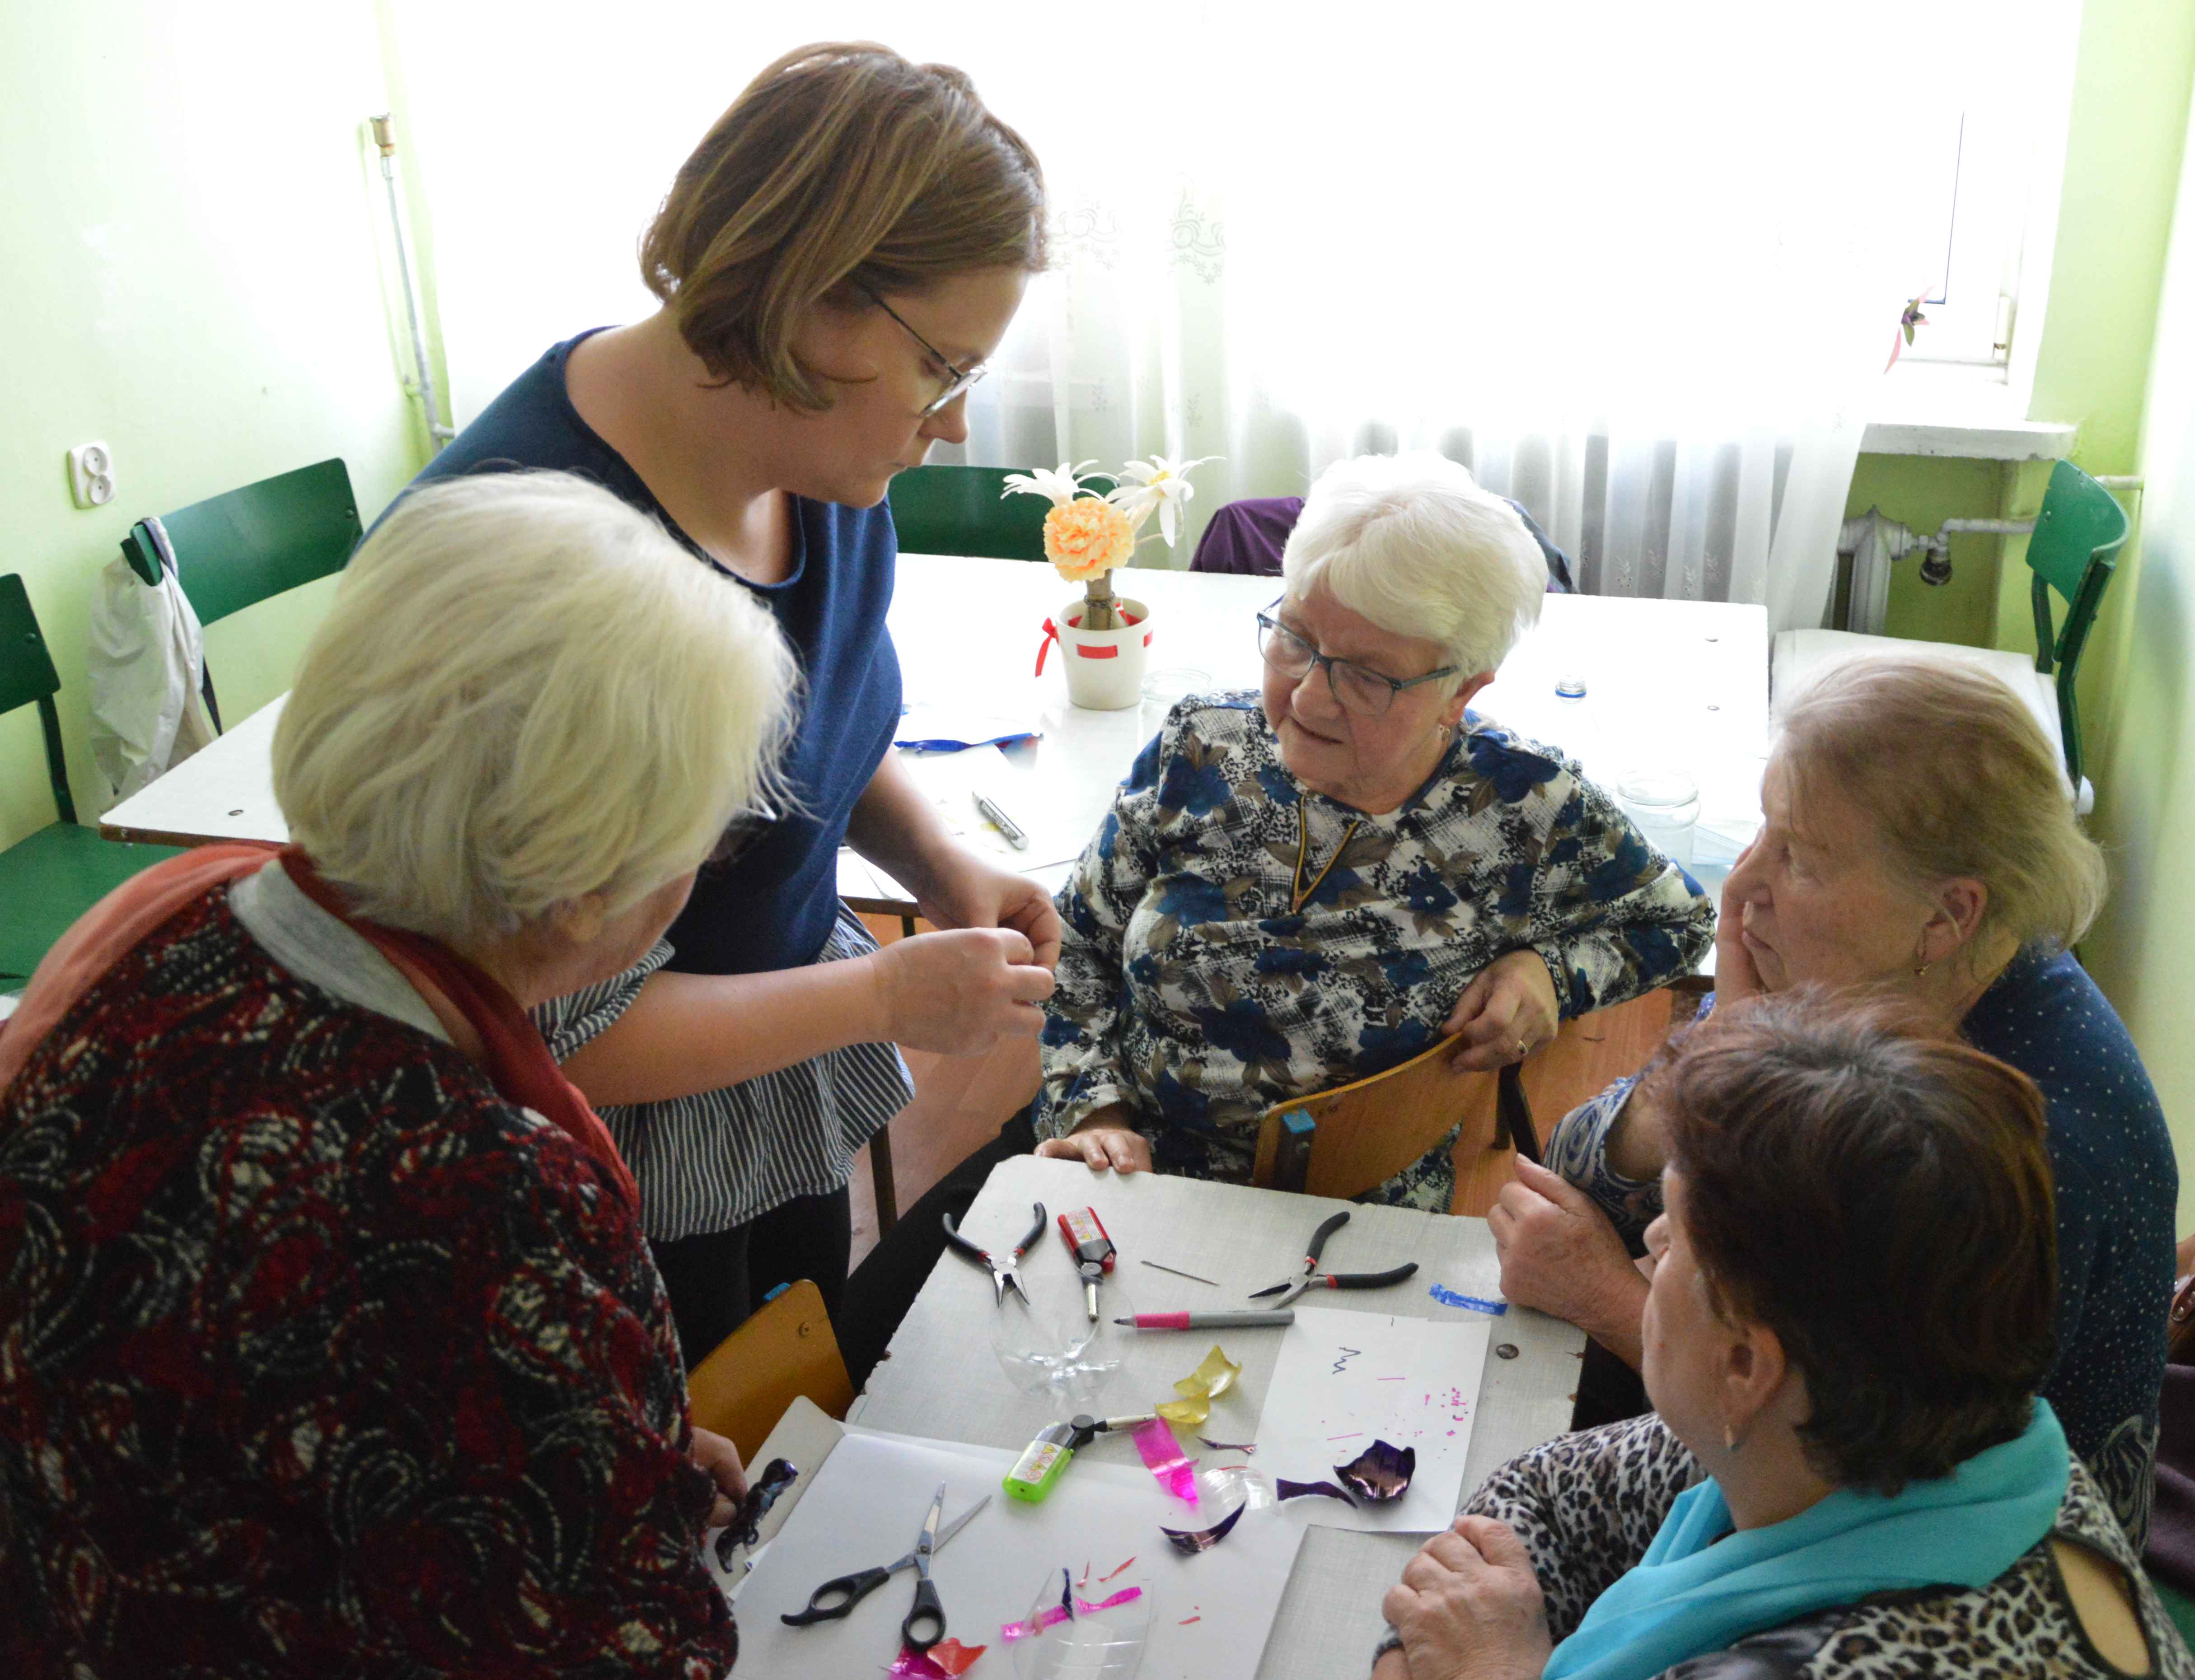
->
xmin=103 ymin=554 xmax=1771 ymax=905
xmin=846 ymin=1153 xmax=1586 ymax=1680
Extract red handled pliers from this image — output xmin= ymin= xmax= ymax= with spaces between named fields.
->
xmin=942 ymin=1202 xmax=1047 ymax=1307
xmin=1249 ymin=1210 xmax=1419 ymax=1309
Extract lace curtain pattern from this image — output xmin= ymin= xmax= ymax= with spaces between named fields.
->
xmin=393 ymin=0 xmax=2068 ymax=629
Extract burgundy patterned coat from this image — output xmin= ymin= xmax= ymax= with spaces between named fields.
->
xmin=0 ymin=886 xmax=735 ymax=1677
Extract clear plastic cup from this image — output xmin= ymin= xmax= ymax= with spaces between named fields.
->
xmin=1615 ymin=769 xmax=1701 ymax=867
xmin=1138 ymin=667 xmax=1213 ymax=736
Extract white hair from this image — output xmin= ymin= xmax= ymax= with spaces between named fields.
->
xmin=274 ymin=471 xmax=796 ymax=946
xmin=1281 ymin=452 xmax=1546 ymax=676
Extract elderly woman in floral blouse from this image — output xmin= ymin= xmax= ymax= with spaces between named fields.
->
xmin=1032 ymin=453 xmax=1715 ymax=1207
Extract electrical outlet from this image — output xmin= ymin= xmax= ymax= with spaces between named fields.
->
xmin=67 ymin=441 xmax=116 ymax=509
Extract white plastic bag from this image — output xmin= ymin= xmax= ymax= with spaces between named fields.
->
xmin=87 ymin=521 xmax=216 ymax=812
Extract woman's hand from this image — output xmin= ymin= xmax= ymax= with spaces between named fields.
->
xmin=1381 ymin=1516 xmax=1552 ymax=1680
xmin=1488 ymin=1158 xmax=1647 ymax=1359
xmin=867 ymin=927 xmax=1055 ymax=1056
xmin=917 ymin=850 xmax=1064 ymax=972
xmin=689 ymin=1427 xmax=748 ymax=1528
xmin=1443 ymin=951 xmax=1559 ymax=1071
xmin=1034 ymin=1104 xmax=1154 ymax=1173
xmin=1713 ymin=842 xmax=1765 ymax=1005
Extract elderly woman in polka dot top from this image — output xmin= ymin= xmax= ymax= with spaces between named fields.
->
xmin=1494 ymin=653 xmax=2176 ymax=1547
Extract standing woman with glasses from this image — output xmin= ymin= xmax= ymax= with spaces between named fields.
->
xmin=404 ymin=43 xmax=1060 ymax=1368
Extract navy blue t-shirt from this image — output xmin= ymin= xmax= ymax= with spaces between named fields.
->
xmin=406 ymin=331 xmax=902 ymax=977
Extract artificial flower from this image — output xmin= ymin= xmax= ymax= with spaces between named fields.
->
xmin=1107 ymin=454 xmax=1219 ymax=548
xmin=1001 ymin=460 xmax=1100 ymax=510
xmin=1043 ymin=497 xmax=1136 ymax=582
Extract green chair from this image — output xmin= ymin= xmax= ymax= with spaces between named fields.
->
xmin=887 ymin=464 xmax=1115 ymax=560
xmin=121 ymin=457 xmax=362 ymax=630
xmin=2022 ymin=456 xmax=2130 ymax=793
xmin=0 ymin=574 xmax=184 ymax=983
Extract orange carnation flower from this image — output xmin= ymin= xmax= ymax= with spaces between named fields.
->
xmin=1044 ymin=496 xmax=1136 ymax=583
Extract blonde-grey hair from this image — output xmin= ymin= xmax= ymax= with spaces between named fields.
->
xmin=1280 ymin=452 xmax=1546 ymax=677
xmin=274 ymin=472 xmax=796 ymax=946
xmin=641 ymin=42 xmax=1046 ymax=411
xmin=1775 ymin=653 xmax=2106 ymax=959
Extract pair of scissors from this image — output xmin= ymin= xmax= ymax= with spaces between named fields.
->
xmin=942 ymin=1202 xmax=1047 ymax=1307
xmin=782 ymin=1484 xmax=987 ymax=1652
xmin=1249 ymin=1210 xmax=1419 ymax=1308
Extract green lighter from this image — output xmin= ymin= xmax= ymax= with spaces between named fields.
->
xmin=1002 ymin=1411 xmax=1155 ymax=1503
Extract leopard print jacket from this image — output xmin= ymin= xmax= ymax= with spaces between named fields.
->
xmin=1455 ymin=1414 xmax=2195 ymax=1679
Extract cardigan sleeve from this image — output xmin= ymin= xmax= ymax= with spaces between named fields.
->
xmin=1461 ymin=1413 xmax=1703 ymax=1643
xmin=1035 ymin=729 xmax=1168 ymax=1141
xmin=1521 ymin=774 xmax=1716 ymax=1021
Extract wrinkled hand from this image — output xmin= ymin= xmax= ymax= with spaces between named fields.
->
xmin=1713 ymin=842 xmax=1765 ymax=1004
xmin=1489 ymin=1157 xmax=1643 ymax=1340
xmin=1382 ymin=1516 xmax=1552 ymax=1680
xmin=1034 ymin=1105 xmax=1154 ymax=1174
xmin=918 ymin=852 xmax=1064 ymax=972
xmin=690 ymin=1427 xmax=748 ymax=1529
xmin=868 ymin=927 xmax=1055 ymax=1056
xmin=1443 ymin=951 xmax=1559 ymax=1071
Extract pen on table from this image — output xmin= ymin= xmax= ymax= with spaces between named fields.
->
xmin=972 ymin=791 xmax=1028 ymax=850
xmin=1114 ymin=1310 xmax=1296 ymax=1330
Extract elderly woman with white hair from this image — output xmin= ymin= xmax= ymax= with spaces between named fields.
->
xmin=0 ymin=474 xmax=789 ymax=1674
xmin=1031 ymin=453 xmax=1715 ymax=1206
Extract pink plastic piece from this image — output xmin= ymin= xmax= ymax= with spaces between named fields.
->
xmin=1132 ymin=1417 xmax=1200 ymax=1508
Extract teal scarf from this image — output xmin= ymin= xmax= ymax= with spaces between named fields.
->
xmin=1544 ymin=1400 xmax=2070 ymax=1680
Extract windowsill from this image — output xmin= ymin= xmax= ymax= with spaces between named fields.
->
xmin=1860 ymin=362 xmax=2075 ymax=462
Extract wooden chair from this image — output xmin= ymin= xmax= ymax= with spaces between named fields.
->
xmin=685 ymin=1279 xmax=856 ymax=1465
xmin=0 ymin=574 xmax=185 ymax=982
xmin=1251 ymin=1039 xmax=1537 ymax=1213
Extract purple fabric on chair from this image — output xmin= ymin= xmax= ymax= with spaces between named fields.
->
xmin=2147 ymin=1361 xmax=2195 ymax=1590
xmin=1189 ymin=496 xmax=1304 ymax=576
xmin=1188 ymin=493 xmax=1577 ymax=593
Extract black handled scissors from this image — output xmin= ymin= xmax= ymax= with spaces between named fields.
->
xmin=1249 ymin=1209 xmax=1419 ymax=1308
xmin=782 ymin=1486 xmax=989 ymax=1647
xmin=942 ymin=1201 xmax=1047 ymax=1307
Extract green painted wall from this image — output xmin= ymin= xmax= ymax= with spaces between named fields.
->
xmin=0 ymin=0 xmax=425 ymax=851
xmin=2082 ymin=60 xmax=2195 ymax=1232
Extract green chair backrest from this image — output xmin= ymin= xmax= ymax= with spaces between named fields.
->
xmin=121 ymin=457 xmax=362 ymax=627
xmin=2023 ymin=458 xmax=2130 ymax=791
xmin=0 ymin=573 xmax=78 ymax=824
xmin=888 ymin=464 xmax=1116 ymax=561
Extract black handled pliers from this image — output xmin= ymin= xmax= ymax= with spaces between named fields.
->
xmin=1248 ymin=1209 xmax=1419 ymax=1309
xmin=942 ymin=1201 xmax=1047 ymax=1307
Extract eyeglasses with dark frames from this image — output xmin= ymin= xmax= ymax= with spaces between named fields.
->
xmin=1255 ymin=601 xmax=1460 ymax=719
xmin=857 ymin=284 xmax=988 ymax=418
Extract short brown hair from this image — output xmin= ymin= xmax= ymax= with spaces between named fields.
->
xmin=640 ymin=42 xmax=1046 ymax=410
xmin=1777 ymin=653 xmax=2106 ymax=961
xmin=1654 ymin=992 xmax=2057 ymax=1495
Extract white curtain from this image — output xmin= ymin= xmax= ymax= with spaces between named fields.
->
xmin=390 ymin=0 xmax=2065 ymax=630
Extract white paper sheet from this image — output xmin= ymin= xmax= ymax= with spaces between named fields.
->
xmin=1256 ymin=1307 xmax=1493 ymax=1534
xmin=894 ymin=745 xmax=1090 ymax=868
xmin=733 ymin=1426 xmax=1306 ymax=1679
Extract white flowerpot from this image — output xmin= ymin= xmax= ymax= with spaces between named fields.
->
xmin=1041 ymin=593 xmax=1153 ymax=710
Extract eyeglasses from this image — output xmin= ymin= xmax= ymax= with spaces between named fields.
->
xmin=1256 ymin=602 xmax=1459 ymax=719
xmin=703 ymin=795 xmax=781 ymax=873
xmin=860 ymin=285 xmax=988 ymax=418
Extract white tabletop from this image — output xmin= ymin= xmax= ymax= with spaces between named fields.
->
xmin=850 ymin=1153 xmax=1587 ymax=1680
xmin=103 ymin=558 xmax=1769 ymax=904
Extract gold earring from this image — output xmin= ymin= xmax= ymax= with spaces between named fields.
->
xmin=1913 ymin=962 xmax=1930 ymax=980
xmin=1722 ymin=1423 xmax=1741 ymax=1453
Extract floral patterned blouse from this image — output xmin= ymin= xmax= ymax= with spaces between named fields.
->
xmin=1035 ymin=695 xmax=1716 ymax=1207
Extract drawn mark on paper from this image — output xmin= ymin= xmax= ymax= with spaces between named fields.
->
xmin=1330 ymin=1345 xmax=1363 ymax=1375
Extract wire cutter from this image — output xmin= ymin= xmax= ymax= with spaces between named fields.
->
xmin=782 ymin=1487 xmax=988 ymax=1646
xmin=1249 ymin=1210 xmax=1419 ymax=1308
xmin=943 ymin=1201 xmax=1046 ymax=1307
